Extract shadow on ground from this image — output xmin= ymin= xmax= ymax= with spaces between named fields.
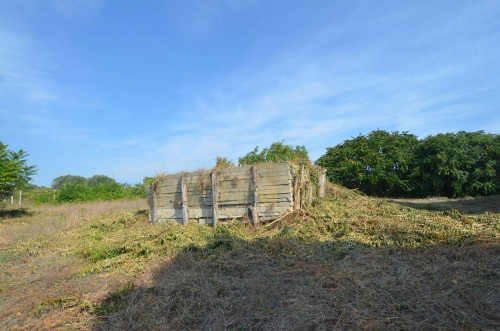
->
xmin=392 ymin=194 xmax=500 ymax=215
xmin=94 ymin=230 xmax=500 ymax=330
xmin=0 ymin=207 xmax=33 ymax=220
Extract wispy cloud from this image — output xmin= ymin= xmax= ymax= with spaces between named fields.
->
xmin=0 ymin=29 xmax=59 ymax=106
xmin=51 ymin=0 xmax=105 ymax=20
xmin=165 ymin=0 xmax=263 ymax=36
xmin=0 ymin=25 xmax=99 ymax=142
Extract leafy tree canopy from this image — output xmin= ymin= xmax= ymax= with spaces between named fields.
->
xmin=0 ymin=142 xmax=37 ymax=198
xmin=316 ymin=130 xmax=419 ymax=197
xmin=86 ymin=174 xmax=115 ymax=187
xmin=51 ymin=175 xmax=86 ymax=190
xmin=316 ymin=130 xmax=500 ymax=198
xmin=239 ymin=140 xmax=309 ymax=166
xmin=411 ymin=131 xmax=500 ymax=197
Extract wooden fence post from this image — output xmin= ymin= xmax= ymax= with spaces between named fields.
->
xmin=308 ymin=183 xmax=313 ymax=205
xmin=251 ymin=166 xmax=259 ymax=225
xmin=293 ymin=174 xmax=300 ymax=210
xmin=211 ymin=171 xmax=219 ymax=227
xmin=19 ymin=190 xmax=22 ymax=205
xmin=151 ymin=189 xmax=157 ymax=225
xmin=319 ymin=168 xmax=327 ymax=198
xmin=181 ymin=173 xmax=189 ymax=225
xmin=146 ymin=184 xmax=157 ymax=224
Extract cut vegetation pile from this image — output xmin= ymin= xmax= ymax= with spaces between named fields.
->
xmin=0 ymin=186 xmax=499 ymax=330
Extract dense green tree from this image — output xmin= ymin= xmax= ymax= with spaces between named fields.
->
xmin=239 ymin=140 xmax=309 ymax=166
xmin=317 ymin=130 xmax=500 ymax=198
xmin=0 ymin=142 xmax=37 ymax=198
xmin=51 ymin=175 xmax=86 ymax=190
xmin=86 ymin=174 xmax=115 ymax=187
xmin=316 ymin=130 xmax=419 ymax=197
xmin=411 ymin=131 xmax=500 ymax=197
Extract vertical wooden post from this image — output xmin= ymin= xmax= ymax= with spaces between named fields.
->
xmin=308 ymin=183 xmax=313 ymax=205
xmin=251 ymin=166 xmax=259 ymax=225
xmin=300 ymin=164 xmax=305 ymax=209
xmin=319 ymin=168 xmax=327 ymax=198
xmin=146 ymin=184 xmax=157 ymax=224
xmin=10 ymin=196 xmax=13 ymax=205
xmin=181 ymin=173 xmax=189 ymax=225
xmin=19 ymin=190 xmax=22 ymax=205
xmin=211 ymin=171 xmax=219 ymax=227
xmin=293 ymin=175 xmax=300 ymax=210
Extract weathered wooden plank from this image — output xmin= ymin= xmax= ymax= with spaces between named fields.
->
xmin=157 ymin=199 xmax=212 ymax=209
xmin=217 ymin=190 xmax=290 ymax=202
xmin=156 ymin=207 xmax=213 ymax=219
xmin=220 ymin=189 xmax=293 ymax=198
xmin=219 ymin=178 xmax=291 ymax=189
xmin=211 ymin=171 xmax=218 ymax=227
xmin=159 ymin=179 xmax=212 ymax=192
xmin=217 ymin=169 xmax=291 ymax=181
xmin=216 ymin=163 xmax=290 ymax=175
xmin=251 ymin=166 xmax=259 ymax=225
xmin=159 ymin=170 xmax=290 ymax=191
xmin=156 ymin=203 xmax=292 ymax=221
xmin=158 ymin=191 xmax=292 ymax=206
xmin=157 ymin=163 xmax=290 ymax=183
xmin=218 ymin=196 xmax=292 ymax=206
xmin=218 ymin=184 xmax=291 ymax=196
xmin=218 ymin=205 xmax=292 ymax=219
xmin=158 ymin=191 xmax=212 ymax=201
xmin=181 ymin=173 xmax=189 ymax=225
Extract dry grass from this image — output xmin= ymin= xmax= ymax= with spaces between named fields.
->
xmin=0 ymin=199 xmax=147 ymax=246
xmin=0 ymin=188 xmax=499 ymax=330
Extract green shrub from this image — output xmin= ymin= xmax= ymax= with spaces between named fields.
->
xmin=54 ymin=181 xmax=144 ymax=203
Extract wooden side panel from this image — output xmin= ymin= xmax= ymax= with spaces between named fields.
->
xmin=149 ymin=162 xmax=295 ymax=224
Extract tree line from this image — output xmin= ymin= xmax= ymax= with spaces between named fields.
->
xmin=316 ymin=130 xmax=500 ymax=198
xmin=2 ymin=130 xmax=499 ymax=204
xmin=31 ymin=174 xmax=145 ymax=203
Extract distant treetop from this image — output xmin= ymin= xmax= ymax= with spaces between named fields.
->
xmin=238 ymin=140 xmax=309 ymax=166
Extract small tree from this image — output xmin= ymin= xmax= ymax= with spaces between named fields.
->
xmin=215 ymin=156 xmax=235 ymax=169
xmin=51 ymin=175 xmax=86 ymax=190
xmin=238 ymin=140 xmax=309 ymax=166
xmin=0 ymin=142 xmax=37 ymax=199
xmin=86 ymin=174 xmax=115 ymax=187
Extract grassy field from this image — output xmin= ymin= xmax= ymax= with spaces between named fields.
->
xmin=0 ymin=187 xmax=499 ymax=330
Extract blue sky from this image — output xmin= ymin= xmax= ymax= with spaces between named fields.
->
xmin=1 ymin=0 xmax=499 ymax=187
